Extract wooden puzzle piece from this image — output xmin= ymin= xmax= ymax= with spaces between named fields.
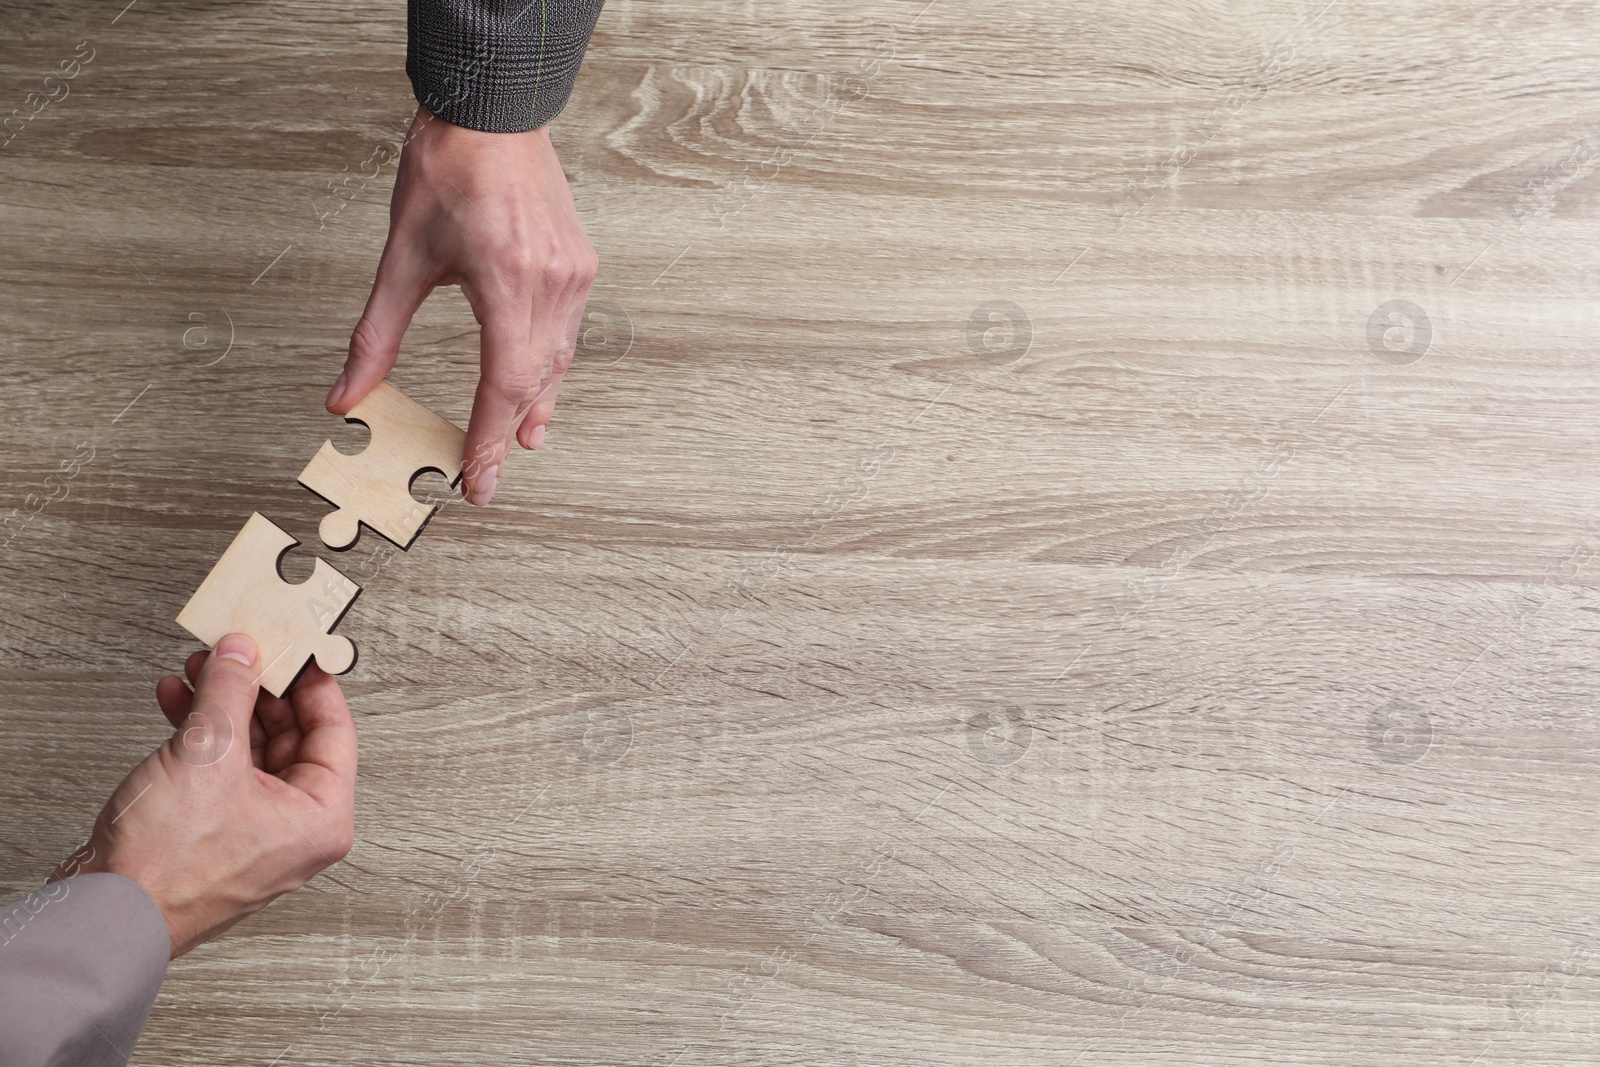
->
xmin=177 ymin=512 xmax=360 ymax=697
xmin=298 ymin=380 xmax=466 ymax=550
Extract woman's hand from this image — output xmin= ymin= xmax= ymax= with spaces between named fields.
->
xmin=328 ymin=108 xmax=599 ymax=506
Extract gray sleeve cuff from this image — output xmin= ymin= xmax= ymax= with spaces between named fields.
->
xmin=407 ymin=0 xmax=607 ymax=132
xmin=0 ymin=873 xmax=170 ymax=1067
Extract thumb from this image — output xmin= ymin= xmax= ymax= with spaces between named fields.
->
xmin=331 ymin=239 xmax=431 ymax=414
xmin=170 ymin=633 xmax=262 ymax=771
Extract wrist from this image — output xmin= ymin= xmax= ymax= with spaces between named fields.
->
xmin=54 ymin=846 xmax=182 ymax=956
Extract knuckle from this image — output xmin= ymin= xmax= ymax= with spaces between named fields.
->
xmin=347 ymin=316 xmax=389 ymax=366
xmin=326 ymin=823 xmax=355 ymax=863
xmin=539 ymin=254 xmax=576 ymax=286
xmin=489 ymin=363 xmax=540 ymax=401
xmin=463 ymin=436 xmax=500 ymax=472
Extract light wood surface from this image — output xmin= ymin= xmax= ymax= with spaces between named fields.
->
xmin=4 ymin=0 xmax=1600 ymax=1063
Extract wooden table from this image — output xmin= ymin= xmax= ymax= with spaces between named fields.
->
xmin=3 ymin=0 xmax=1599 ymax=1062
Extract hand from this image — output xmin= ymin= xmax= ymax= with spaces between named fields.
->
xmin=329 ymin=108 xmax=599 ymax=506
xmin=65 ymin=634 xmax=357 ymax=957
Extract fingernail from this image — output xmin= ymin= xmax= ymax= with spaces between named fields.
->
xmin=530 ymin=424 xmax=546 ymax=449
xmin=325 ymin=370 xmax=348 ymax=410
xmin=216 ymin=633 xmax=257 ymax=666
xmin=469 ymin=462 xmax=499 ymax=506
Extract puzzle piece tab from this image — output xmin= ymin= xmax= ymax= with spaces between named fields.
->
xmin=299 ymin=380 xmax=466 ymax=550
xmin=177 ymin=512 xmax=360 ymax=697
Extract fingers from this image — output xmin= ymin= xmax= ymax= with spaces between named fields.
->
xmin=515 ymin=394 xmax=553 ymax=451
xmin=460 ymin=279 xmax=534 ymax=505
xmin=516 ymin=298 xmax=588 ymax=448
xmin=253 ymin=689 xmax=301 ymax=775
xmin=462 ymin=249 xmax=596 ymax=499
xmin=164 ymin=650 xmax=269 ymax=770
xmin=182 ymin=633 xmax=264 ymax=769
xmin=276 ymin=664 xmax=358 ymax=818
xmin=156 ymin=674 xmax=193 ymax=730
xmin=514 ymin=368 xmax=560 ymax=450
xmin=183 ymin=648 xmax=207 ymax=685
xmin=161 ymin=652 xmax=268 ymax=767
xmin=330 ymin=237 xmax=433 ymax=415
xmin=250 ymin=714 xmax=268 ymax=772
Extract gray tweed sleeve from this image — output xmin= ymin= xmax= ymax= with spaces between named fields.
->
xmin=408 ymin=0 xmax=606 ymax=132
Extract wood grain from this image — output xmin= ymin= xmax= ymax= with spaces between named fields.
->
xmin=4 ymin=0 xmax=1600 ymax=1062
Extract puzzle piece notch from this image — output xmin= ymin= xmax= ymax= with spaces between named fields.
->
xmin=176 ymin=512 xmax=360 ymax=698
xmin=299 ymin=380 xmax=466 ymax=551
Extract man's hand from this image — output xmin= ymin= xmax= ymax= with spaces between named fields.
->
xmin=67 ymin=634 xmax=357 ymax=957
xmin=329 ymin=108 xmax=599 ymax=506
